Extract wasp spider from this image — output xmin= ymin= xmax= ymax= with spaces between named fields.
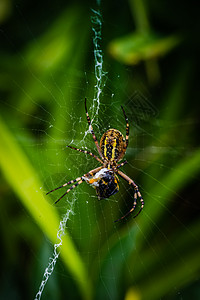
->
xmin=47 ymin=98 xmax=144 ymax=222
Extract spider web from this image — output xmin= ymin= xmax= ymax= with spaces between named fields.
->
xmin=0 ymin=1 xmax=199 ymax=300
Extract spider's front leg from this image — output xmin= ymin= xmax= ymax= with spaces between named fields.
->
xmin=115 ymin=170 xmax=144 ymax=222
xmin=66 ymin=145 xmax=103 ymax=164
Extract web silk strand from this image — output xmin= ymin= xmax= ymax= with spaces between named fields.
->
xmin=91 ymin=9 xmax=107 ymax=117
xmin=34 ymin=206 xmax=74 ymax=300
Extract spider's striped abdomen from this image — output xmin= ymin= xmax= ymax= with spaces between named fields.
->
xmin=100 ymin=129 xmax=126 ymax=162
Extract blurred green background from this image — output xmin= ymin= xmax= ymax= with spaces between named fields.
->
xmin=0 ymin=0 xmax=200 ymax=299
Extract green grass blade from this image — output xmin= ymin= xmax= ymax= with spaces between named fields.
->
xmin=140 ymin=148 xmax=200 ymax=234
xmin=0 ymin=116 xmax=92 ymax=300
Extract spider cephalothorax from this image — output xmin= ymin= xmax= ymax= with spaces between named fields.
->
xmin=47 ymin=98 xmax=144 ymax=222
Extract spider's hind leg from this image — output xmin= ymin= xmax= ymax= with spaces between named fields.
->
xmin=54 ymin=179 xmax=84 ymax=204
xmin=46 ymin=176 xmax=83 ymax=204
xmin=46 ymin=166 xmax=103 ymax=205
xmin=46 ymin=177 xmax=82 ymax=195
xmin=115 ymin=170 xmax=144 ymax=222
xmin=132 ymin=186 xmax=144 ymax=218
xmin=114 ymin=186 xmax=144 ymax=222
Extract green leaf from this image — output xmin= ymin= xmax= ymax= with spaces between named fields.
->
xmin=108 ymin=32 xmax=181 ymax=65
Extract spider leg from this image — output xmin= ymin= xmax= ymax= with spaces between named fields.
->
xmin=66 ymin=145 xmax=103 ymax=163
xmin=116 ymin=160 xmax=128 ymax=169
xmin=85 ymin=98 xmax=104 ymax=160
xmin=46 ymin=177 xmax=83 ymax=195
xmin=54 ymin=180 xmax=84 ymax=204
xmin=46 ymin=166 xmax=103 ymax=204
xmin=121 ymin=106 xmax=129 ymax=149
xmin=115 ymin=170 xmax=144 ymax=222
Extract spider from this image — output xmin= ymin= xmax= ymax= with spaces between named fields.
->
xmin=47 ymin=98 xmax=144 ymax=222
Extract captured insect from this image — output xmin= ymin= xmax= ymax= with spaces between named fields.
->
xmin=47 ymin=98 xmax=144 ymax=222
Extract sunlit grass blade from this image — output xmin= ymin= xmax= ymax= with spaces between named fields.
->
xmin=0 ymin=116 xmax=92 ymax=300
